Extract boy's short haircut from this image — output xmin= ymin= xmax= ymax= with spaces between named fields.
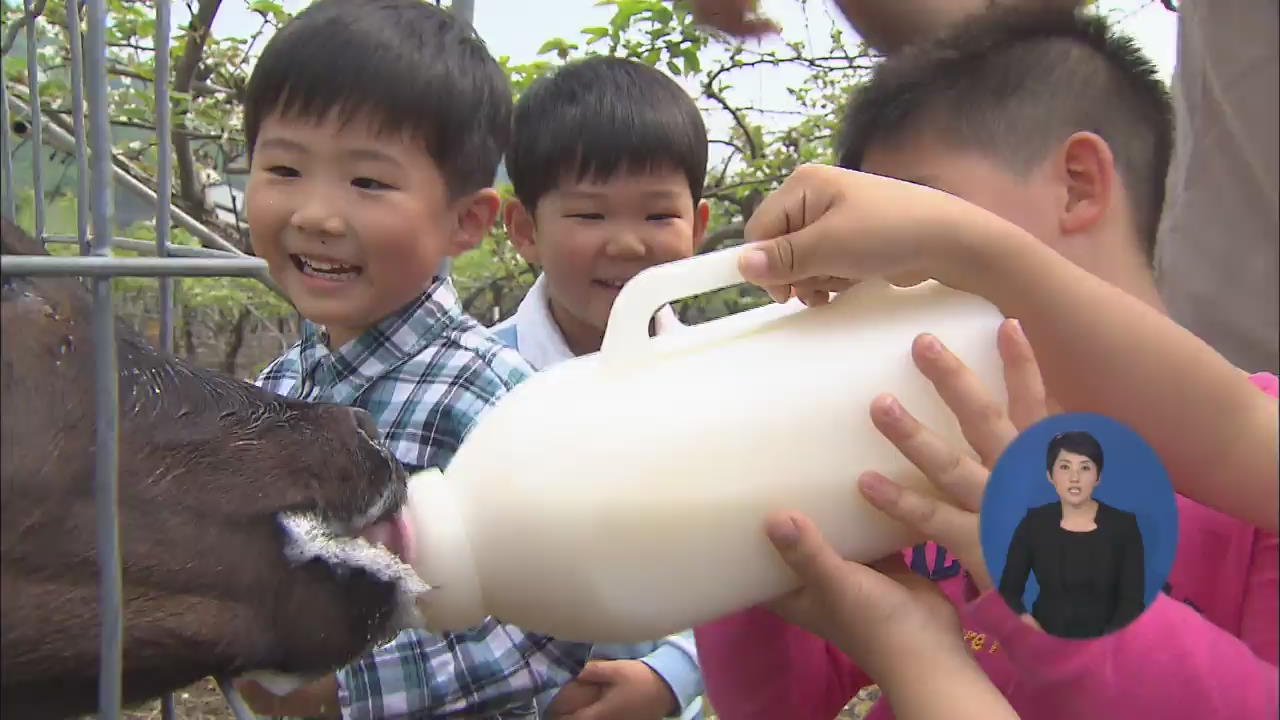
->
xmin=507 ymin=56 xmax=708 ymax=210
xmin=243 ymin=0 xmax=511 ymax=198
xmin=837 ymin=8 xmax=1173 ymax=260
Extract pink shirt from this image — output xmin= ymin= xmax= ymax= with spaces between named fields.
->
xmin=695 ymin=372 xmax=1279 ymax=720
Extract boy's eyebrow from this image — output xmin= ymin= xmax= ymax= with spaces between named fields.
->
xmin=559 ymin=188 xmax=684 ymax=201
xmin=255 ymin=138 xmax=405 ymax=168
xmin=257 ymin=136 xmax=308 ymax=154
xmin=345 ymin=148 xmax=406 ymax=167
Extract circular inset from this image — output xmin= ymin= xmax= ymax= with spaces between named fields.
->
xmin=980 ymin=412 xmax=1177 ymax=639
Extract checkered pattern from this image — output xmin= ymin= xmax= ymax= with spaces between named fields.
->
xmin=257 ymin=277 xmax=591 ymax=719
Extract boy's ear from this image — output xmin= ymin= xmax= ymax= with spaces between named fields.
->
xmin=691 ymin=199 xmax=711 ymax=251
xmin=1055 ymin=131 xmax=1114 ymax=237
xmin=449 ymin=188 xmax=502 ymax=255
xmin=503 ymin=197 xmax=541 ymax=265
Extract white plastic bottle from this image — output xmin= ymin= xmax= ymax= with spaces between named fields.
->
xmin=404 ymin=246 xmax=1007 ymax=644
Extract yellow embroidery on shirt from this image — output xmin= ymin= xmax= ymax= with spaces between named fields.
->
xmin=962 ymin=630 xmax=1001 ymax=654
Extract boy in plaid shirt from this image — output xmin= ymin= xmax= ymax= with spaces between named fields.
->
xmin=235 ymin=0 xmax=591 ymax=716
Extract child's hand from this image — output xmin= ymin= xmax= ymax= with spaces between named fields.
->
xmin=737 ymin=164 xmax=1021 ymax=305
xmin=859 ymin=319 xmax=1051 ymax=593
xmin=763 ymin=511 xmax=970 ymax=688
xmin=687 ymin=0 xmax=781 ymax=37
xmin=546 ymin=659 xmax=678 ymax=720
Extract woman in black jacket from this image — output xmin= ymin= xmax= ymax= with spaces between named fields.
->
xmin=998 ymin=431 xmax=1146 ymax=639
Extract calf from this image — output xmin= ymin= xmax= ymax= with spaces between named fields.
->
xmin=0 ymin=219 xmax=424 ymax=719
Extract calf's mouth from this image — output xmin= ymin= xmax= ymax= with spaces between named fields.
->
xmin=277 ymin=478 xmax=429 ymax=624
xmin=246 ymin=484 xmax=429 ymax=696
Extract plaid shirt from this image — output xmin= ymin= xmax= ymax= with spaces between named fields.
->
xmin=256 ymin=277 xmax=592 ymax=719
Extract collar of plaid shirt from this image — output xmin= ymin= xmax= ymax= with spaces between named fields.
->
xmin=292 ymin=276 xmax=460 ymax=405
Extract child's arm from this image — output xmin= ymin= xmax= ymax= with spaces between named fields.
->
xmin=739 ymin=165 xmax=1280 ymax=533
xmin=694 ymin=607 xmax=869 ymax=720
xmin=763 ymin=512 xmax=1019 ymax=720
xmin=556 ymin=633 xmax=706 ymax=718
xmin=635 ymin=631 xmax=703 ymax=714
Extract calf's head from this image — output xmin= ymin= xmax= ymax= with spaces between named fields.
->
xmin=0 ymin=219 xmax=424 ymax=719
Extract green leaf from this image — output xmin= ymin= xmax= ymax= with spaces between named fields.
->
xmin=681 ymin=47 xmax=700 ymax=74
xmin=536 ymin=37 xmax=576 ymax=56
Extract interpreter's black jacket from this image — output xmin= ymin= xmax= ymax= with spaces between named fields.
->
xmin=998 ymin=500 xmax=1146 ymax=638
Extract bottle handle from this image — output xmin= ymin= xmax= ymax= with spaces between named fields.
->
xmin=600 ymin=246 xmax=748 ymax=360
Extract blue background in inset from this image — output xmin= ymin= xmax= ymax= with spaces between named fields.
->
xmin=980 ymin=412 xmax=1179 ymax=613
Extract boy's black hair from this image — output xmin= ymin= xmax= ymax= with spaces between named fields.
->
xmin=1046 ymin=431 xmax=1105 ymax=476
xmin=243 ymin=0 xmax=510 ymax=198
xmin=507 ymin=56 xmax=708 ymax=211
xmin=837 ymin=8 xmax=1172 ymax=260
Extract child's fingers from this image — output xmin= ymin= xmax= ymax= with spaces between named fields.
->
xmin=997 ymin=319 xmax=1049 ymax=431
xmin=764 ymin=510 xmax=849 ymax=594
xmin=911 ymin=333 xmax=1019 ymax=467
xmin=740 ymin=169 xmax=853 ymax=286
xmin=572 ymin=660 xmax=616 ymax=685
xmin=869 ymin=394 xmax=988 ymax=512
xmin=858 ymin=471 xmax=981 ymax=561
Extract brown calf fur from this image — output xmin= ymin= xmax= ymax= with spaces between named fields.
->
xmin=0 ymin=218 xmax=414 ymax=719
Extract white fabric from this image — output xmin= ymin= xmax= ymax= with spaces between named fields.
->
xmin=495 ymin=273 xmax=685 ymax=370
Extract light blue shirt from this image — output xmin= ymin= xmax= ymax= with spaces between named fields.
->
xmin=492 ymin=275 xmax=705 ymax=719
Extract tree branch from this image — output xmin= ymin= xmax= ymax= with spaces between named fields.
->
xmin=704 ymin=175 xmax=787 ymax=200
xmin=105 ymin=62 xmax=233 ymax=97
xmin=1 ymin=0 xmax=49 ymax=56
xmin=172 ymin=0 xmax=224 ymax=218
xmin=703 ymin=83 xmax=758 ymax=158
xmin=699 ymin=222 xmax=745 ymax=253
xmin=37 ymin=107 xmax=232 ymax=140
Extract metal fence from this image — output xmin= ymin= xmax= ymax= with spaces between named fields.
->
xmin=0 ymin=1 xmax=474 ymax=717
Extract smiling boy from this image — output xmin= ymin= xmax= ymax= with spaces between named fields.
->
xmin=238 ymin=1 xmax=591 ymax=717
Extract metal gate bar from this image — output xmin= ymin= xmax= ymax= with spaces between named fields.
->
xmin=42 ymin=233 xmax=248 ymax=258
xmin=0 ymin=62 xmax=13 ymax=219
xmin=1 ymin=254 xmax=271 ymax=277
xmin=83 ymin=0 xmax=125 ymax=715
xmin=65 ymin=0 xmax=91 ymax=256
xmin=24 ymin=0 xmax=44 ymax=241
xmin=155 ymin=0 xmax=174 ymax=354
